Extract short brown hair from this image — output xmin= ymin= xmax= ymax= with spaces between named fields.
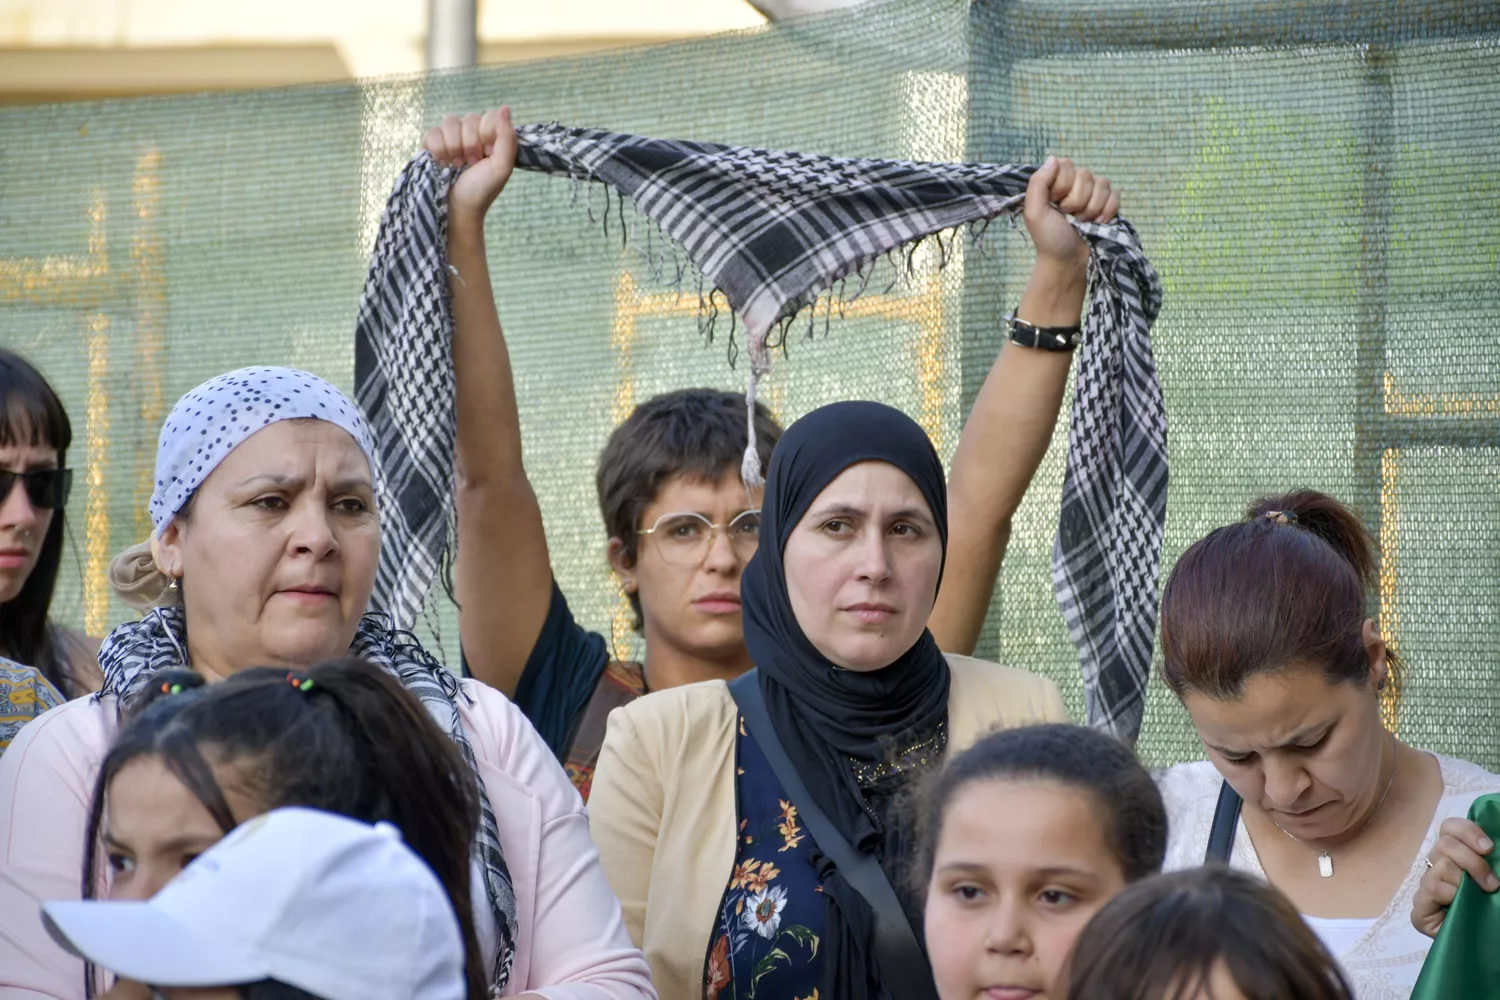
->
xmin=595 ymin=388 xmax=781 ymax=627
xmin=1065 ymin=867 xmax=1354 ymax=1000
xmin=1160 ymin=489 xmax=1395 ymax=700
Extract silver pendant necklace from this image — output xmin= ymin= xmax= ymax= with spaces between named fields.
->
xmin=1272 ymin=738 xmax=1399 ymax=878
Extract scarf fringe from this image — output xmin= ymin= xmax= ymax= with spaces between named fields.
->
xmin=365 ymin=126 xmax=1167 ymax=747
xmin=538 ymin=156 xmax=1025 ymax=489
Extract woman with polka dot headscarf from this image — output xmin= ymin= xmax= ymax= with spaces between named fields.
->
xmin=0 ymin=367 xmax=654 ymax=1000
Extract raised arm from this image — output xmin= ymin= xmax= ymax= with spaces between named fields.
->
xmin=930 ymin=157 xmax=1119 ymax=654
xmin=426 ymin=108 xmax=554 ymax=696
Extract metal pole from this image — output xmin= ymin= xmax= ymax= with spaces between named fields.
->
xmin=745 ymin=0 xmax=864 ymax=18
xmin=427 ymin=0 xmax=477 ymax=71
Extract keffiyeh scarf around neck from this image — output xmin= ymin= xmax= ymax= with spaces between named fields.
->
xmin=354 ymin=125 xmax=1166 ymax=743
xmin=95 ymin=608 xmax=519 ymax=992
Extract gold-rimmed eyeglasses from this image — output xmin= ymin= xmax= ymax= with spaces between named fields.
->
xmin=636 ymin=509 xmax=762 ymax=566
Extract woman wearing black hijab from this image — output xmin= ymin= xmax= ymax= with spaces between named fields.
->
xmin=588 ymin=400 xmax=1070 ymax=1000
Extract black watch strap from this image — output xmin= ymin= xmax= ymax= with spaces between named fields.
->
xmin=1009 ymin=311 xmax=1081 ymax=352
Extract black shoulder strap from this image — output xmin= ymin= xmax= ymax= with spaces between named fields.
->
xmin=1205 ymin=780 xmax=1243 ymax=864
xmin=729 ymin=671 xmax=939 ymax=1000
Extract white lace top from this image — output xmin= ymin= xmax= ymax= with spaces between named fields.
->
xmin=1156 ymin=754 xmax=1500 ymax=1000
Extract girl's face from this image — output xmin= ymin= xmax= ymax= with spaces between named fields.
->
xmin=924 ymin=778 xmax=1128 ymax=1000
xmin=103 ymin=755 xmax=256 ymax=901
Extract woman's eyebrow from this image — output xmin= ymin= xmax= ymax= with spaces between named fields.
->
xmin=1210 ymin=721 xmax=1332 ymax=756
xmin=806 ymin=503 xmax=866 ymax=520
xmin=233 ymin=474 xmax=373 ymax=493
xmin=236 ymin=473 xmax=302 ymax=490
xmin=805 ymin=503 xmax=934 ymax=524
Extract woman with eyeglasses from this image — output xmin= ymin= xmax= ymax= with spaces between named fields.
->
xmin=0 ymin=349 xmax=101 ymax=701
xmin=424 ymin=108 xmax=1101 ymax=798
xmin=584 ymin=153 xmax=1125 ymax=1000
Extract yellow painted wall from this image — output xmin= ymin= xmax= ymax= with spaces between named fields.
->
xmin=0 ymin=0 xmax=766 ymax=102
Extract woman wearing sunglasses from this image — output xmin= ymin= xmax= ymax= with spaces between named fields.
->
xmin=0 ymin=349 xmax=100 ymax=700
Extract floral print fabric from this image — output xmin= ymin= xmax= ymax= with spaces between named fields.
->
xmin=0 ymin=658 xmax=62 ymax=755
xmin=705 ymin=717 xmax=825 ymax=1000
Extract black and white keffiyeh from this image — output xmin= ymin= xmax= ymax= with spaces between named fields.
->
xmin=353 ymin=162 xmax=458 ymax=641
xmin=95 ymin=608 xmax=520 ymax=991
xmin=354 ymin=126 xmax=1165 ymax=744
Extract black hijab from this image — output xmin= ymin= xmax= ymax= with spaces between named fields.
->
xmin=740 ymin=399 xmax=951 ymax=1000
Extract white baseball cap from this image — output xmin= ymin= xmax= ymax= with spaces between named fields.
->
xmin=42 ymin=807 xmax=466 ymax=1000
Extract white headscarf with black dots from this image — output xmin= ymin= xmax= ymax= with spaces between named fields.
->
xmin=119 ymin=367 xmax=521 ymax=991
xmin=150 ymin=367 xmax=376 ymax=538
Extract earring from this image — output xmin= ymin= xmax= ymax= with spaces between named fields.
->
xmin=167 ymin=577 xmax=180 ymax=592
xmin=610 ymin=585 xmax=635 ymax=663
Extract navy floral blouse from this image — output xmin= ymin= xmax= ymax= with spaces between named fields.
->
xmin=704 ymin=717 xmax=825 ymax=1000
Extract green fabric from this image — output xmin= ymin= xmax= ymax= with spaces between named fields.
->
xmin=1411 ymin=794 xmax=1500 ymax=999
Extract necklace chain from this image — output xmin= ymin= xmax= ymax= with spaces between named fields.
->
xmin=1272 ymin=737 xmax=1399 ymax=878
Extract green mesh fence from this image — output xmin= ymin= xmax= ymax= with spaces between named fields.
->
xmin=2 ymin=0 xmax=1497 ymax=769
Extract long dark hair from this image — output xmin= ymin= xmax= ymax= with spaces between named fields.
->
xmin=0 ymin=348 xmax=73 ymax=693
xmin=1065 ymin=867 xmax=1354 ymax=1000
xmin=1161 ymin=489 xmax=1400 ymax=701
xmin=911 ymin=723 xmax=1167 ymax=898
xmin=82 ymin=661 xmax=487 ymax=1000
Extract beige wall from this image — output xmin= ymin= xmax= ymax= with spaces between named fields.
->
xmin=0 ymin=0 xmax=765 ymax=103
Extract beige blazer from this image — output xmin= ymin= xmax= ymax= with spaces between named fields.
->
xmin=587 ymin=653 xmax=1070 ymax=1000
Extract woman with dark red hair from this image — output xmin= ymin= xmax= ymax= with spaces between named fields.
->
xmin=1153 ymin=490 xmax=1500 ymax=996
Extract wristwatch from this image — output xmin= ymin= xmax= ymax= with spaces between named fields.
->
xmin=1008 ymin=311 xmax=1081 ymax=352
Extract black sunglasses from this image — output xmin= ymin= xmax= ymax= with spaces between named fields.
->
xmin=0 ymin=468 xmax=73 ymax=509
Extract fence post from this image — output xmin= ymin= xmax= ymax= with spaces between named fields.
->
xmin=427 ymin=0 xmax=477 ymax=71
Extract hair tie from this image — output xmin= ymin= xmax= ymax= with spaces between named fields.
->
xmin=1264 ymin=510 xmax=1298 ymax=525
xmin=286 ymin=672 xmax=315 ymax=693
xmin=158 ymin=681 xmax=186 ymax=696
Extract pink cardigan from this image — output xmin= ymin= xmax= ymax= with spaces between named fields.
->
xmin=0 ymin=679 xmax=655 ymax=1000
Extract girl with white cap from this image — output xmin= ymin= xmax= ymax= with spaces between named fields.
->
xmin=45 ymin=806 xmax=470 ymax=1000
xmin=72 ymin=660 xmax=487 ymax=999
xmin=0 ymin=367 xmax=653 ymax=1000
